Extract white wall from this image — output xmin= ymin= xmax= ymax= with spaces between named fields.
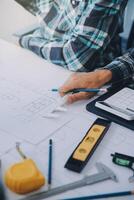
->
xmin=0 ymin=0 xmax=36 ymax=43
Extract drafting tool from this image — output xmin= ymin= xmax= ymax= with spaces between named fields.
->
xmin=65 ymin=118 xmax=111 ymax=172
xmin=19 ymin=162 xmax=118 ymax=200
xmin=111 ymin=152 xmax=134 ymax=182
xmin=63 ymin=190 xmax=134 ymax=200
xmin=4 ymin=143 xmax=45 ymax=194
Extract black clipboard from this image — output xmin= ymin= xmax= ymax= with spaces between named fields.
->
xmin=86 ymin=86 xmax=134 ymax=130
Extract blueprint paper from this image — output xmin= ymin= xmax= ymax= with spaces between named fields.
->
xmin=0 ymin=39 xmax=72 ymax=144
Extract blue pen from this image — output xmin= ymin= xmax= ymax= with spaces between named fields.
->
xmin=48 ymin=139 xmax=53 ymax=190
xmin=51 ymin=88 xmax=107 ymax=94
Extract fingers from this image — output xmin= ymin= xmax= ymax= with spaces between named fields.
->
xmin=66 ymin=92 xmax=95 ymax=104
xmin=59 ymin=73 xmax=80 ymax=96
xmin=59 ymin=84 xmax=72 ymax=96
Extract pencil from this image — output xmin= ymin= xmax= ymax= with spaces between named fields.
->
xmin=51 ymin=88 xmax=107 ymax=94
xmin=48 ymin=139 xmax=53 ymax=190
xmin=63 ymin=190 xmax=134 ymax=200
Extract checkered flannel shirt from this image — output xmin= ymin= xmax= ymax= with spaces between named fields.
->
xmin=103 ymin=47 xmax=134 ymax=85
xmin=19 ymin=0 xmax=128 ymax=72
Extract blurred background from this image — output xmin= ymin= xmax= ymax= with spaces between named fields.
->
xmin=0 ymin=0 xmax=36 ymax=43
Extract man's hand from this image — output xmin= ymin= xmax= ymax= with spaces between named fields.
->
xmin=59 ymin=70 xmax=112 ymax=103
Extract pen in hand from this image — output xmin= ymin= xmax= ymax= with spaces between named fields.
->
xmin=51 ymin=88 xmax=108 ymax=94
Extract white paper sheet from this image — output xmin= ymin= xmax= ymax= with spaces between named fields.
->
xmin=0 ymin=74 xmax=75 ymax=144
xmin=0 ymin=39 xmax=73 ymax=144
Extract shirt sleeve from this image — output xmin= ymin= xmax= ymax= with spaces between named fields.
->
xmin=103 ymin=48 xmax=134 ymax=85
xmin=20 ymin=0 xmax=128 ymax=71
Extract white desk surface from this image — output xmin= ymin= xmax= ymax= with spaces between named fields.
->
xmin=0 ymin=39 xmax=134 ymax=200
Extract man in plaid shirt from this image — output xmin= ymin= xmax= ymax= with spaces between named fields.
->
xmin=60 ymin=10 xmax=134 ymax=103
xmin=20 ymin=0 xmax=128 ymax=72
xmin=60 ymin=48 xmax=134 ymax=103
